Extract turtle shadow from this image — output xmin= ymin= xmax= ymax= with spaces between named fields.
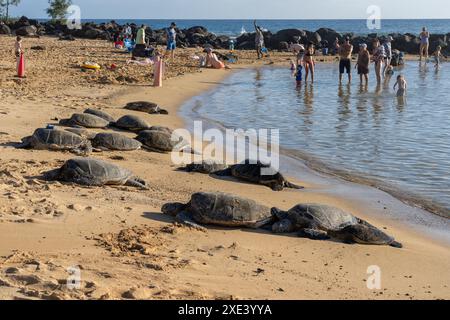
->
xmin=207 ymin=174 xmax=265 ymax=189
xmin=142 ymin=211 xmax=174 ymax=224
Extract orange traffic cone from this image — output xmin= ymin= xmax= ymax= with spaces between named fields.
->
xmin=17 ymin=53 xmax=25 ymax=78
xmin=153 ymin=56 xmax=163 ymax=87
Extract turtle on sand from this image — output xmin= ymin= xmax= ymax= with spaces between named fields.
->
xmin=215 ymin=160 xmax=303 ymax=191
xmin=125 ymin=101 xmax=169 ymax=115
xmin=162 ymin=192 xmax=273 ymax=231
xmin=17 ymin=128 xmax=92 ymax=155
xmin=112 ymin=115 xmax=151 ymax=132
xmin=178 ymin=160 xmax=229 ymax=174
xmin=271 ymin=204 xmax=402 ymax=248
xmin=136 ymin=130 xmax=193 ymax=153
xmin=84 ymin=108 xmax=116 ymax=123
xmin=91 ymin=132 xmax=142 ymax=151
xmin=59 ymin=113 xmax=110 ymax=129
xmin=44 ymin=158 xmax=148 ymax=189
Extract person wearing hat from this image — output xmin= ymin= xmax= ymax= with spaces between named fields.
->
xmin=165 ymin=22 xmax=177 ymax=61
xmin=355 ymin=43 xmax=370 ymax=85
xmin=383 ymin=36 xmax=394 ymax=76
xmin=338 ymin=37 xmax=353 ymax=84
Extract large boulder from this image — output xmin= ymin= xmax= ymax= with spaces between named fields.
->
xmin=15 ymin=25 xmax=38 ymax=37
xmin=393 ymin=34 xmax=420 ymax=54
xmin=315 ymin=28 xmax=343 ymax=46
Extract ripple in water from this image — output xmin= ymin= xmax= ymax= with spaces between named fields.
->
xmin=185 ymin=61 xmax=450 ymax=217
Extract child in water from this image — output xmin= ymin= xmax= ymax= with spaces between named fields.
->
xmin=295 ymin=60 xmax=303 ymax=87
xmin=433 ymin=46 xmax=446 ymax=68
xmin=393 ymin=75 xmax=407 ymax=97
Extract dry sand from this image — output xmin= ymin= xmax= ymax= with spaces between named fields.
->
xmin=0 ymin=36 xmax=448 ymax=300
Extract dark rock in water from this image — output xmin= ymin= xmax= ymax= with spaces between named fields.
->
xmin=15 ymin=25 xmax=38 ymax=37
xmin=0 ymin=24 xmax=11 ymax=35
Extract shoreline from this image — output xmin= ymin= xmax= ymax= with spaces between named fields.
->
xmin=0 ymin=36 xmax=449 ymax=300
xmin=177 ymin=66 xmax=450 ymax=247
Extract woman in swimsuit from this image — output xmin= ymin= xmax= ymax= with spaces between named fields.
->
xmin=304 ymin=42 xmax=315 ymax=83
xmin=372 ymin=39 xmax=385 ymax=84
xmin=419 ymin=27 xmax=430 ymax=62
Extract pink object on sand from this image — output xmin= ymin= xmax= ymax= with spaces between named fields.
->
xmin=208 ymin=53 xmax=225 ymax=69
xmin=153 ymin=56 xmax=164 ymax=87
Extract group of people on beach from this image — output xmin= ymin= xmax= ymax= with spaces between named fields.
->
xmin=283 ymin=26 xmax=447 ymax=98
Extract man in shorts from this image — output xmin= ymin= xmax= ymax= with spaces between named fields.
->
xmin=338 ymin=37 xmax=354 ymax=84
xmin=165 ymin=22 xmax=177 ymax=60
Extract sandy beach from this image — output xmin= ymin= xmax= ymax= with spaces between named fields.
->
xmin=0 ymin=35 xmax=449 ymax=300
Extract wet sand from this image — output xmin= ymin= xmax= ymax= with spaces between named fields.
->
xmin=0 ymin=36 xmax=449 ymax=300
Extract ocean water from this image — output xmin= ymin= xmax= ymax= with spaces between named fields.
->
xmin=181 ymin=61 xmax=450 ymax=217
xmin=63 ymin=19 xmax=450 ymax=36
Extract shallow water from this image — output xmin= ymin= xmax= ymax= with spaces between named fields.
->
xmin=182 ymin=61 xmax=450 ymax=217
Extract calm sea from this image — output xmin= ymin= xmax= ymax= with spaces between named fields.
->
xmin=181 ymin=61 xmax=450 ymax=218
xmin=44 ymin=19 xmax=450 ymax=36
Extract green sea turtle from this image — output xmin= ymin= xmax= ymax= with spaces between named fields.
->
xmin=136 ymin=130 xmax=192 ymax=153
xmin=84 ymin=108 xmax=116 ymax=123
xmin=215 ymin=160 xmax=303 ymax=191
xmin=162 ymin=192 xmax=273 ymax=231
xmin=44 ymin=158 xmax=148 ymax=189
xmin=91 ymin=132 xmax=142 ymax=151
xmin=17 ymin=128 xmax=92 ymax=155
xmin=271 ymin=204 xmax=402 ymax=248
xmin=113 ymin=115 xmax=151 ymax=132
xmin=59 ymin=113 xmax=110 ymax=129
xmin=178 ymin=160 xmax=229 ymax=174
xmin=124 ymin=101 xmax=169 ymax=115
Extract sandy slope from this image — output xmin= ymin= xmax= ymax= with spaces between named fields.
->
xmin=0 ymin=36 xmax=448 ymax=300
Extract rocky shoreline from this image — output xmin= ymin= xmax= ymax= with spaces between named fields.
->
xmin=1 ymin=16 xmax=449 ymax=55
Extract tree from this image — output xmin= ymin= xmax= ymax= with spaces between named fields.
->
xmin=46 ymin=0 xmax=72 ymax=21
xmin=0 ymin=0 xmax=21 ymax=21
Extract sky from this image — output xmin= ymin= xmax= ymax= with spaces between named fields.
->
xmin=8 ymin=0 xmax=450 ymax=19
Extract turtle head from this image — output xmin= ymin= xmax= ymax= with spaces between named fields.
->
xmin=339 ymin=224 xmax=402 ymax=248
xmin=161 ymin=202 xmax=187 ymax=217
xmin=271 ymin=207 xmax=289 ymax=220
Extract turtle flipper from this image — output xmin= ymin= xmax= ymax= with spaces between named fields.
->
xmin=175 ymin=211 xmax=207 ymax=232
xmin=298 ymin=228 xmax=330 ymax=240
xmin=125 ymin=177 xmax=149 ymax=190
xmin=390 ymin=241 xmax=403 ymax=249
xmin=284 ymin=181 xmax=305 ymax=190
xmin=272 ymin=219 xmax=294 ymax=233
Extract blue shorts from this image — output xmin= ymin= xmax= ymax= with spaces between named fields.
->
xmin=167 ymin=41 xmax=176 ymax=50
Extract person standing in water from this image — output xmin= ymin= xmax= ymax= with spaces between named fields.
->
xmin=165 ymin=22 xmax=177 ymax=61
xmin=356 ymin=43 xmax=370 ymax=85
xmin=432 ymin=45 xmax=445 ymax=69
xmin=419 ymin=27 xmax=430 ymax=62
xmin=337 ymin=37 xmax=353 ymax=84
xmin=372 ymin=39 xmax=386 ymax=84
xmin=393 ymin=75 xmax=407 ymax=97
xmin=383 ymin=36 xmax=394 ymax=76
xmin=254 ymin=20 xmax=265 ymax=59
xmin=304 ymin=42 xmax=315 ymax=83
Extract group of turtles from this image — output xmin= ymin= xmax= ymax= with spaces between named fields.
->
xmin=14 ymin=101 xmax=402 ymax=248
